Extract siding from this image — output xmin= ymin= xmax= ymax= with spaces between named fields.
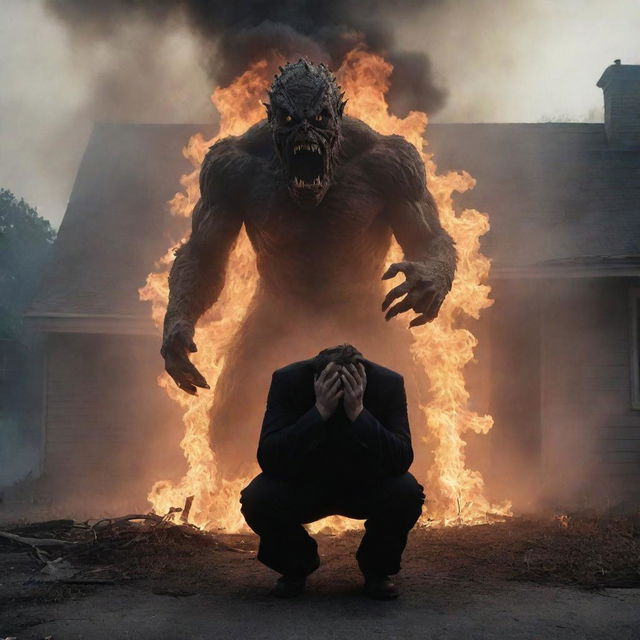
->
xmin=541 ymin=277 xmax=640 ymax=504
xmin=479 ymin=279 xmax=543 ymax=508
xmin=43 ymin=333 xmax=184 ymax=508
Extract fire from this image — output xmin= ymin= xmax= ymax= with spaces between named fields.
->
xmin=139 ymin=50 xmax=511 ymax=531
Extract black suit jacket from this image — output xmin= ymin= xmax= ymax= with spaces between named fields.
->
xmin=256 ymin=358 xmax=414 ymax=484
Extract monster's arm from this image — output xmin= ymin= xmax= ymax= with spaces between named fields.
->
xmin=161 ymin=141 xmax=243 ymax=394
xmin=380 ymin=136 xmax=457 ymax=327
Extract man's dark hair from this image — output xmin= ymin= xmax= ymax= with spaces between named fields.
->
xmin=312 ymin=343 xmax=363 ymax=374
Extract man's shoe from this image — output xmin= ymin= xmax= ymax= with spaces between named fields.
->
xmin=271 ymin=575 xmax=306 ymax=598
xmin=363 ymin=574 xmax=399 ymax=600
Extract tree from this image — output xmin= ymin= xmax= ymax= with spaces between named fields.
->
xmin=0 ymin=189 xmax=56 ymax=339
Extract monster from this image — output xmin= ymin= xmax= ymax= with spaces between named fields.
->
xmin=161 ymin=59 xmax=456 ymax=475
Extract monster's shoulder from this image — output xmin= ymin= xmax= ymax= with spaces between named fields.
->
xmin=341 ymin=116 xmax=380 ymax=157
xmin=357 ymin=126 xmax=427 ymax=200
xmin=236 ymin=119 xmax=274 ymax=159
xmin=200 ymin=122 xmax=270 ymax=195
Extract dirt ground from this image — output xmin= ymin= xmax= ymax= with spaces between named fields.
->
xmin=1 ymin=516 xmax=640 ymax=639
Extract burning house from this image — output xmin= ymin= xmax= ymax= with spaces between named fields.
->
xmin=19 ymin=60 xmax=640 ymax=518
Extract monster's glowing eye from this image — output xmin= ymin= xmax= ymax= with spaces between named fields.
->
xmin=315 ymin=114 xmax=323 ymax=122
xmin=285 ymin=115 xmax=292 ymax=122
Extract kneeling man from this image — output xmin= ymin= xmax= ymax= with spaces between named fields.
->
xmin=240 ymin=344 xmax=425 ymax=599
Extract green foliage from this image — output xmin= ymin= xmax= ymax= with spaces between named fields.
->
xmin=0 ymin=189 xmax=56 ymax=339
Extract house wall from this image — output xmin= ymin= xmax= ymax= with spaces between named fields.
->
xmin=460 ymin=279 xmax=544 ymax=512
xmin=0 ymin=337 xmax=44 ymax=488
xmin=540 ymin=277 xmax=640 ymax=506
xmin=43 ymin=332 xmax=185 ymax=514
xmin=486 ymin=280 xmax=543 ymax=509
xmin=37 ymin=276 xmax=640 ymax=514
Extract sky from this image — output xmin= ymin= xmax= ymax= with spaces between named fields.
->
xmin=1 ymin=0 xmax=639 ymax=227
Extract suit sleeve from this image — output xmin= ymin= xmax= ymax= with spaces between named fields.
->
xmin=346 ymin=375 xmax=414 ymax=476
xmin=257 ymin=371 xmax=327 ymax=479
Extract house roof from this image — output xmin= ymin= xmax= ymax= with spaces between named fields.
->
xmin=27 ymin=121 xmax=640 ymax=326
xmin=427 ymin=123 xmax=640 ymax=271
xmin=28 ymin=123 xmax=213 ymax=327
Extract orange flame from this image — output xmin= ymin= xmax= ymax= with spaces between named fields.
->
xmin=139 ymin=50 xmax=511 ymax=531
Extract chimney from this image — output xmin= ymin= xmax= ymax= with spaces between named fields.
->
xmin=597 ymin=59 xmax=640 ymax=148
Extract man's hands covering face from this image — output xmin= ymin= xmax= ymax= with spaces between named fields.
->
xmin=341 ymin=363 xmax=366 ymax=422
xmin=314 ymin=362 xmax=343 ymax=420
xmin=314 ymin=361 xmax=367 ymax=422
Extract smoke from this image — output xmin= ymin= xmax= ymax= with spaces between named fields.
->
xmin=0 ymin=2 xmax=213 ymax=228
xmin=4 ymin=0 xmax=639 ymax=227
xmin=45 ymin=0 xmax=447 ymax=118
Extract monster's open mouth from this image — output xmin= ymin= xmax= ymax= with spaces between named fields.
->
xmin=289 ymin=143 xmax=325 ymax=190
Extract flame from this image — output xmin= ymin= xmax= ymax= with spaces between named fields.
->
xmin=139 ymin=61 xmax=268 ymax=531
xmin=140 ymin=50 xmax=511 ymax=531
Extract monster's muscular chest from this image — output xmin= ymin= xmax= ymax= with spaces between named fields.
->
xmin=240 ymin=160 xmax=393 ymax=300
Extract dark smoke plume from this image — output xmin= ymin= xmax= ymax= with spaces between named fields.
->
xmin=45 ymin=0 xmax=447 ymax=116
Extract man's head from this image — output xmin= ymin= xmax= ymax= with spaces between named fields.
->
xmin=311 ymin=343 xmax=363 ymax=375
xmin=265 ymin=58 xmax=346 ymax=208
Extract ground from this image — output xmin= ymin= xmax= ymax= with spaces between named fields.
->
xmin=1 ymin=515 xmax=639 ymax=639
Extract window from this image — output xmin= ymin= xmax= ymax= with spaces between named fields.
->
xmin=631 ymin=288 xmax=640 ymax=410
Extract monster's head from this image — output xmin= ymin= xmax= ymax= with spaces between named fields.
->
xmin=265 ymin=59 xmax=346 ymax=207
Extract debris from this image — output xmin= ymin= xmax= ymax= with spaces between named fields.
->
xmin=0 ymin=510 xmax=220 ymax=585
xmin=1 ymin=511 xmax=638 ymax=589
xmin=181 ymin=495 xmax=195 ymax=523
xmin=0 ymin=531 xmax=77 ymax=549
xmin=6 ymin=519 xmax=74 ymax=536
xmin=40 ymin=558 xmax=77 ymax=580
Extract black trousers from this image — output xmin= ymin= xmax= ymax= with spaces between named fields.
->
xmin=240 ymin=472 xmax=425 ymax=578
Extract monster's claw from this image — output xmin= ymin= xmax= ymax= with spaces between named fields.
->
xmin=187 ymin=366 xmax=209 ymax=389
xmin=409 ymin=293 xmax=444 ymax=327
xmin=385 ymin=297 xmax=413 ymax=321
xmin=177 ymin=369 xmax=208 ymax=394
xmin=177 ymin=381 xmax=198 ymax=395
xmin=165 ymin=347 xmax=209 ymax=394
xmin=413 ymin=288 xmax=436 ymax=314
xmin=382 ymin=261 xmax=412 ymax=280
xmin=382 ymin=281 xmax=411 ymax=311
xmin=409 ymin=314 xmax=431 ymax=328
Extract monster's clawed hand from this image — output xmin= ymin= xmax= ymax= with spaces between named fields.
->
xmin=161 ymin=321 xmax=209 ymax=395
xmin=381 ymin=260 xmax=451 ymax=327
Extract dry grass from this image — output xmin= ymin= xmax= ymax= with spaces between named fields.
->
xmin=1 ymin=512 xmax=639 ymax=591
xmin=405 ymin=514 xmax=640 ymax=588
